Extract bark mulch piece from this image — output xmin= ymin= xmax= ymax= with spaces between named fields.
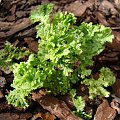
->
xmin=94 ymin=99 xmax=116 ymax=120
xmin=31 ymin=112 xmax=56 ymax=120
xmin=0 ymin=112 xmax=32 ymax=120
xmin=0 ymin=18 xmax=32 ymax=38
xmin=36 ymin=94 xmax=83 ymax=120
xmin=0 ymin=113 xmax=19 ymax=120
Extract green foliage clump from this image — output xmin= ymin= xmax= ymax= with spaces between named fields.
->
xmin=0 ymin=41 xmax=30 ymax=71
xmin=70 ymin=89 xmax=92 ymax=119
xmin=82 ymin=67 xmax=116 ymax=99
xmin=70 ymin=89 xmax=85 ymax=112
xmin=7 ymin=54 xmax=43 ymax=108
xmin=5 ymin=3 xmax=115 ymax=108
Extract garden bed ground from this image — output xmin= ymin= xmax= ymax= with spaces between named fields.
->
xmin=0 ymin=0 xmax=120 ymax=120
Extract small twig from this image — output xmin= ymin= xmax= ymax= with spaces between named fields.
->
xmin=111 ymin=26 xmax=120 ymax=30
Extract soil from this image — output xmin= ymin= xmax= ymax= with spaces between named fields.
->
xmin=0 ymin=0 xmax=120 ymax=120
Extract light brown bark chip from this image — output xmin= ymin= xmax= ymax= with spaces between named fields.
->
xmin=37 ymin=95 xmax=83 ymax=120
xmin=94 ymin=99 xmax=116 ymax=120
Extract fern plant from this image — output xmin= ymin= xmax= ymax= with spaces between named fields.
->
xmin=4 ymin=3 xmax=115 ymax=108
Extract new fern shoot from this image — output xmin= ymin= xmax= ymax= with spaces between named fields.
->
xmin=4 ymin=3 xmax=115 ymax=109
